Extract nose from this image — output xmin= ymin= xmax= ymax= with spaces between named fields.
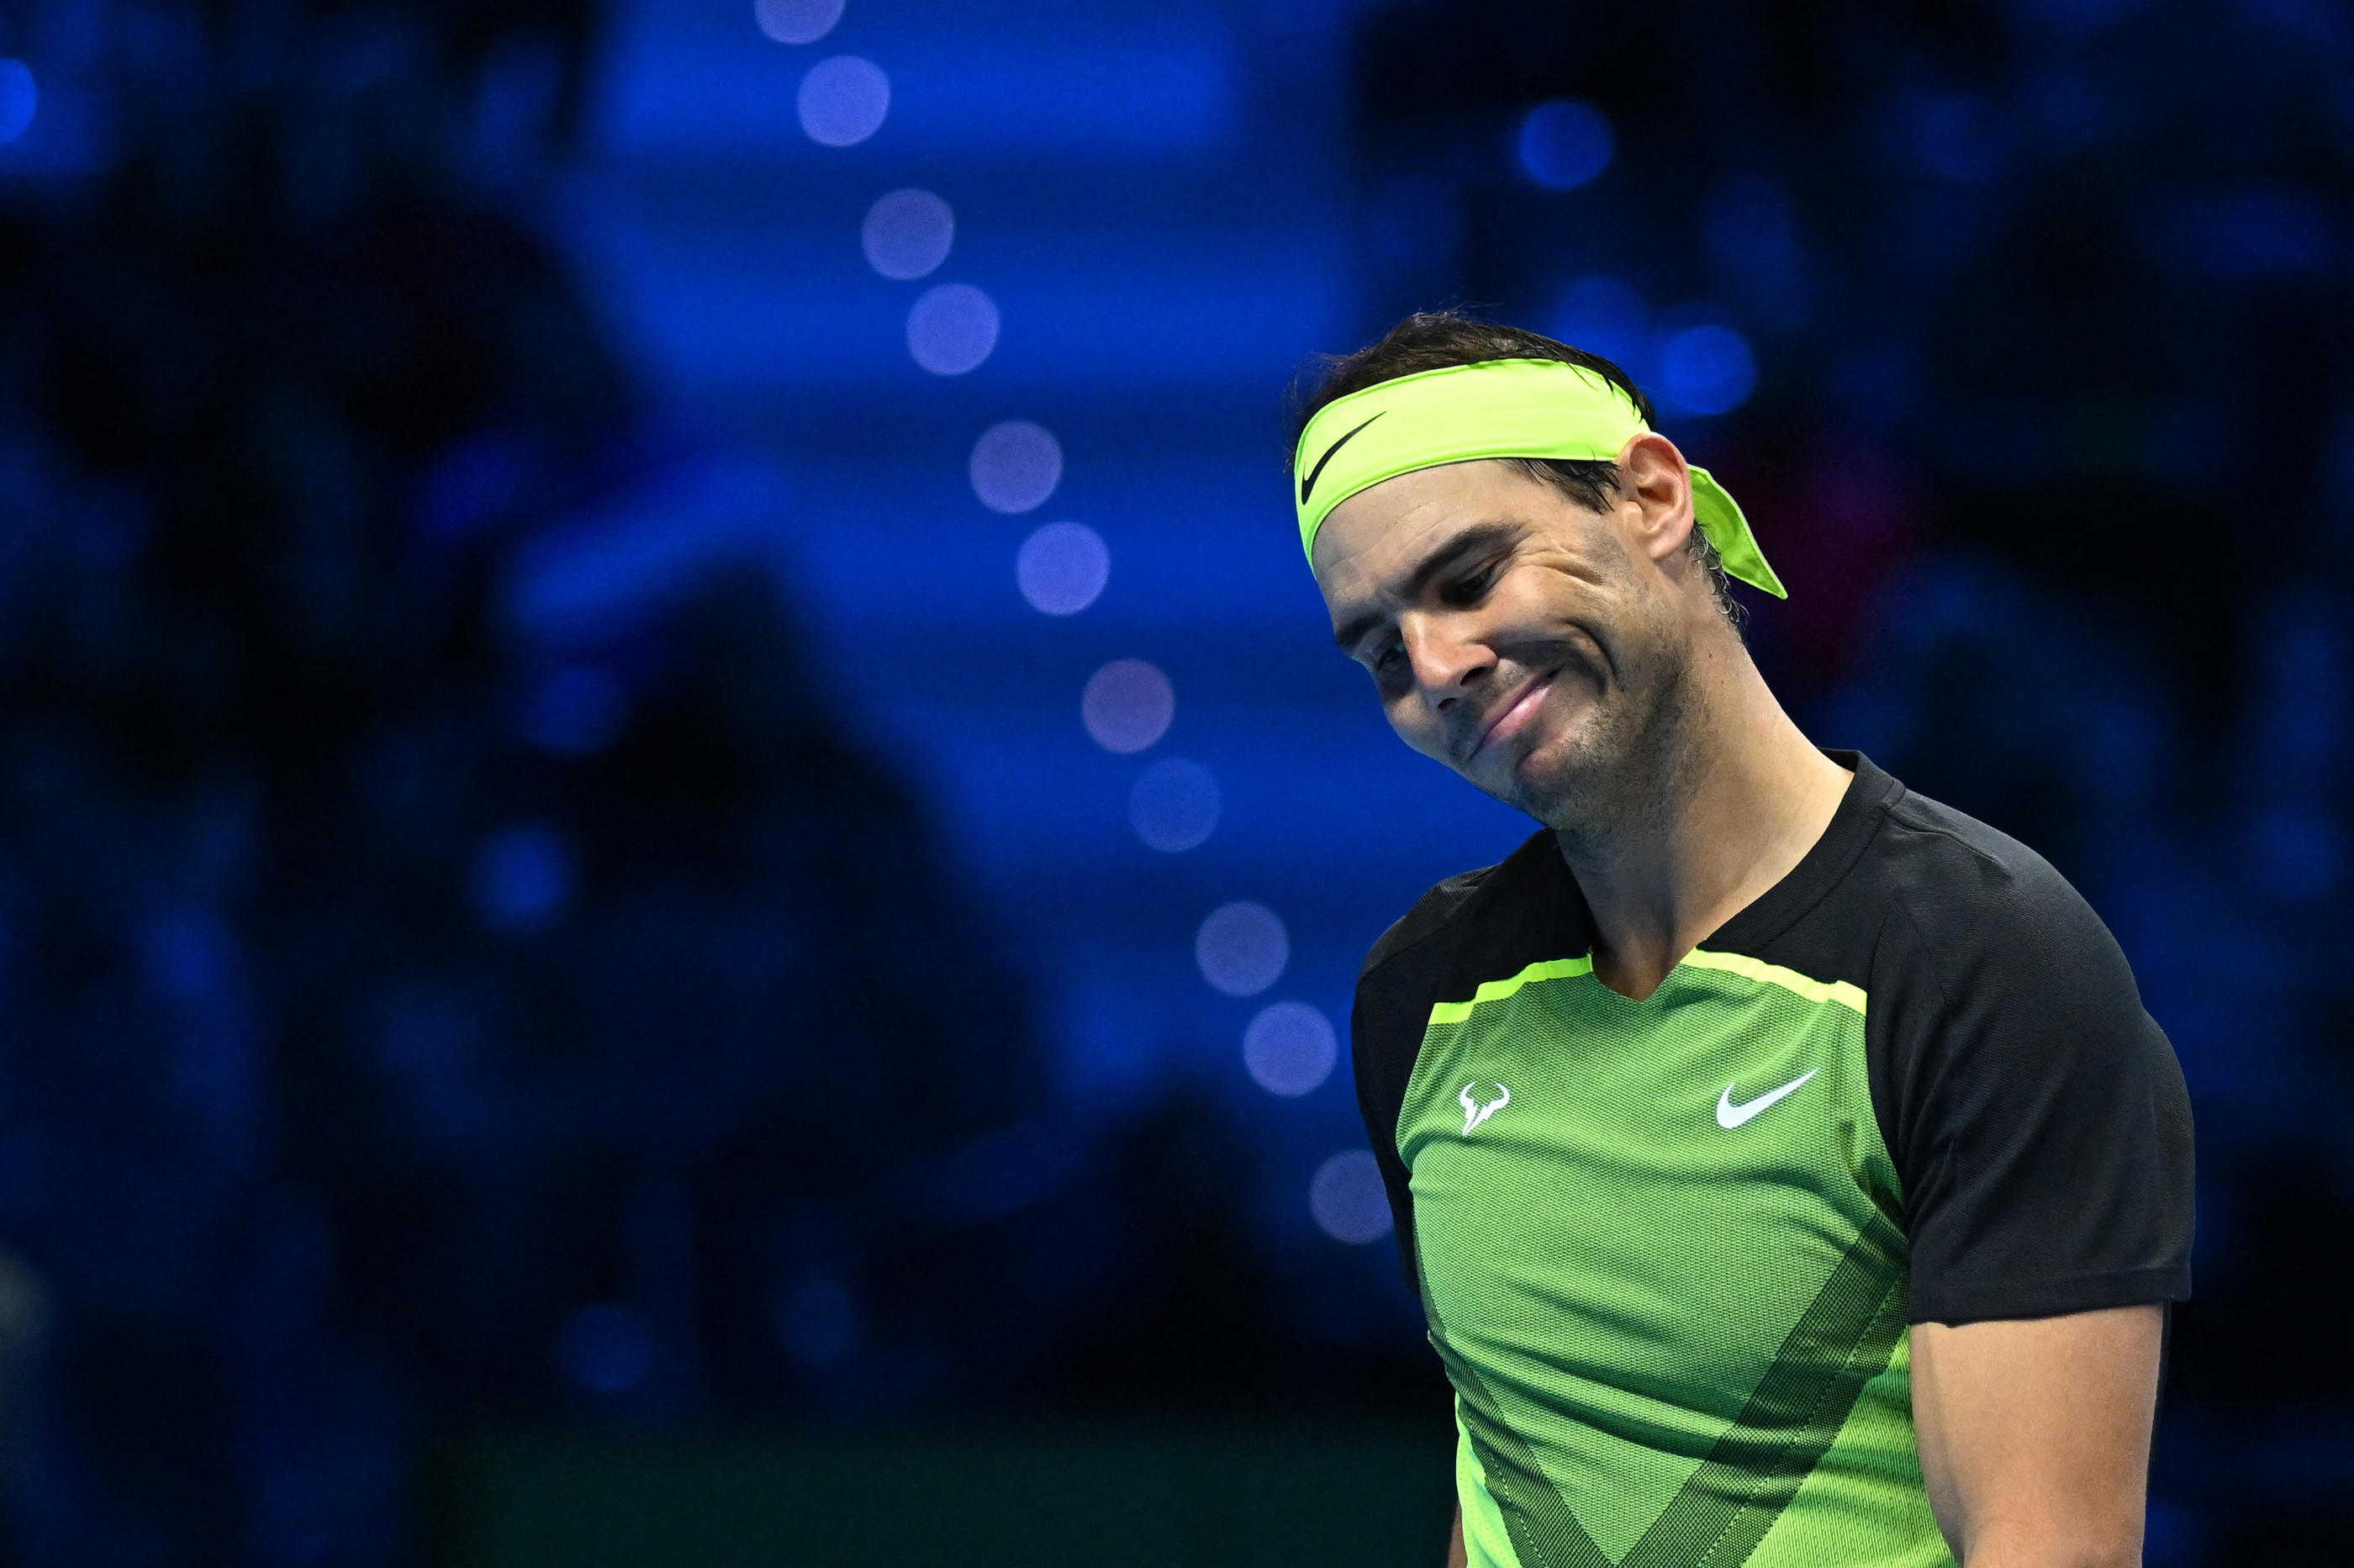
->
xmin=1401 ymin=614 xmax=1493 ymax=713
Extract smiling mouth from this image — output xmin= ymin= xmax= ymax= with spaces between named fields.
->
xmin=1466 ymin=668 xmax=1559 ymax=763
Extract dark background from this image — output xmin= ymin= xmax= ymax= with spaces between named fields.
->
xmin=0 ymin=0 xmax=2345 ymax=1563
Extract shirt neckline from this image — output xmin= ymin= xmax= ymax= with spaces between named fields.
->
xmin=1554 ymin=750 xmax=1900 ymax=992
xmin=1686 ymin=749 xmax=1899 ymax=958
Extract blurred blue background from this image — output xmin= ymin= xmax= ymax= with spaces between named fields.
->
xmin=0 ymin=0 xmax=2345 ymax=1563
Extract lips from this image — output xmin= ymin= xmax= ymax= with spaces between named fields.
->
xmin=1467 ymin=669 xmax=1557 ymax=762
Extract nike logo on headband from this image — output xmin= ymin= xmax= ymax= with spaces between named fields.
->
xmin=1299 ymin=412 xmax=1385 ymax=507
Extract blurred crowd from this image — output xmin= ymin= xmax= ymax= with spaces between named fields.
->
xmin=0 ymin=3 xmax=1087 ymax=1559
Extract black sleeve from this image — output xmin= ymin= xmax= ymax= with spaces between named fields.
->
xmin=1872 ymin=847 xmax=2195 ymax=1326
xmin=1351 ymin=980 xmax=1422 ymax=1291
xmin=1348 ymin=862 xmax=1507 ymax=1293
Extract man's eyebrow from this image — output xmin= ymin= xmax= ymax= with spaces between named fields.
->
xmin=1331 ymin=522 xmax=1522 ymax=653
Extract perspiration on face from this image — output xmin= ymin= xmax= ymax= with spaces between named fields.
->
xmin=1315 ymin=458 xmax=1700 ymax=833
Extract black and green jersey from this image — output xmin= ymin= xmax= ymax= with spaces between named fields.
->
xmin=1351 ymin=754 xmax=2193 ymax=1568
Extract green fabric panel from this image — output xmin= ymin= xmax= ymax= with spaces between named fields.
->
xmin=1401 ymin=956 xmax=1947 ymax=1567
xmin=1455 ymin=1412 xmax=1532 ymax=1568
xmin=1752 ymin=1336 xmax=1958 ymax=1568
xmin=1426 ymin=1297 xmax=1610 ymax=1568
xmin=1432 ymin=1213 xmax=1912 ymax=1568
xmin=1616 ymin=1212 xmax=1908 ymax=1568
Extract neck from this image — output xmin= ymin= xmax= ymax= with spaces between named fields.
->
xmin=1554 ymin=629 xmax=1851 ymax=1001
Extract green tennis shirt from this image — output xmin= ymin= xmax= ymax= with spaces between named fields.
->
xmin=1350 ymin=754 xmax=2193 ymax=1568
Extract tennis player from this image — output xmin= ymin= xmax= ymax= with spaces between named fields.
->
xmin=1295 ymin=314 xmax=2193 ymax=1568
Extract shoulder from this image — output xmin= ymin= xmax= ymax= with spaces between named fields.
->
xmin=1357 ymin=864 xmax=1497 ymax=981
xmin=1866 ymin=787 xmax=2135 ymax=995
xmin=1358 ymin=828 xmax=1564 ymax=984
xmin=1854 ymin=787 xmax=2192 ymax=1323
xmin=1346 ymin=841 xmax=1575 ymax=1295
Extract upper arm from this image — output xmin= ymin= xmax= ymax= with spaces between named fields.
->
xmin=1911 ymin=1306 xmax=2162 ymax=1567
xmin=1870 ymin=827 xmax=2190 ymax=1563
xmin=1871 ymin=840 xmax=2194 ymax=1325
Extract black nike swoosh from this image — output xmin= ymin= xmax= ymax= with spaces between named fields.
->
xmin=1298 ymin=411 xmax=1385 ymax=508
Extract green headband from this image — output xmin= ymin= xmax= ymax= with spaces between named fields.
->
xmin=1291 ymin=357 xmax=1786 ymax=599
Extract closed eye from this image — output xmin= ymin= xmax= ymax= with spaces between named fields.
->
xmin=1443 ymin=557 xmax=1505 ymax=606
xmin=1361 ymin=557 xmax=1507 ymax=679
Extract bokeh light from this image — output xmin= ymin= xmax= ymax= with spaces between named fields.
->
xmin=969 ymin=420 xmax=1063 ymax=514
xmin=1081 ymin=659 xmax=1174 ymax=753
xmin=1195 ymin=900 xmax=1287 ymax=997
xmin=1887 ymin=88 xmax=2017 ymax=184
xmin=0 ymin=61 xmax=34 ymax=145
xmin=1128 ymin=758 xmax=1221 ymax=852
xmin=753 ymin=0 xmax=844 ymax=45
xmin=1656 ymin=324 xmax=1757 ymax=415
xmin=797 ymin=55 xmax=889 ymax=147
xmin=524 ymin=665 xmax=625 ymax=757
xmin=906 ymin=282 xmax=1000 ymax=375
xmin=773 ymin=1275 xmax=862 ymax=1369
xmin=1243 ymin=1001 xmax=1337 ymax=1096
xmin=1517 ymin=99 xmax=1612 ymax=190
xmin=862 ymin=188 xmax=954 ymax=280
xmin=555 ymin=1303 xmax=654 ymax=1394
xmin=472 ymin=822 xmax=577 ymax=934
xmin=1309 ymin=1150 xmax=1392 ymax=1244
xmin=1015 ymin=521 xmax=1109 ymax=615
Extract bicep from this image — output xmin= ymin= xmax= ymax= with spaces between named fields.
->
xmin=1910 ymin=1305 xmax=2161 ymax=1567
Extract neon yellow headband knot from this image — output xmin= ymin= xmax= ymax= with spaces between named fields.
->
xmin=1290 ymin=357 xmax=1787 ymax=599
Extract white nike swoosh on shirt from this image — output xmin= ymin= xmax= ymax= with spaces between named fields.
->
xmin=1716 ymin=1069 xmax=1819 ymax=1129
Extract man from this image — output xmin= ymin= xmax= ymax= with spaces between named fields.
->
xmin=1293 ymin=314 xmax=2193 ymax=1568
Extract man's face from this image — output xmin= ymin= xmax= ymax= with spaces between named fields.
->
xmin=1313 ymin=457 xmax=1695 ymax=830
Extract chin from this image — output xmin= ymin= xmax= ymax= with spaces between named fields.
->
xmin=1502 ymin=756 xmax=1599 ymax=826
xmin=1488 ymin=707 xmax=1623 ymax=827
xmin=1455 ymin=734 xmax=1572 ymax=820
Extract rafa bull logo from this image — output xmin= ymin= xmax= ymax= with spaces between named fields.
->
xmin=1459 ymin=1080 xmax=1510 ymax=1137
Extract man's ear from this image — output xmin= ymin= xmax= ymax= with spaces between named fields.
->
xmin=1616 ymin=431 xmax=1696 ymax=568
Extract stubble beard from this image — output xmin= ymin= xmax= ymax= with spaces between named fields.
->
xmin=1502 ymin=615 xmax=1705 ymax=858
